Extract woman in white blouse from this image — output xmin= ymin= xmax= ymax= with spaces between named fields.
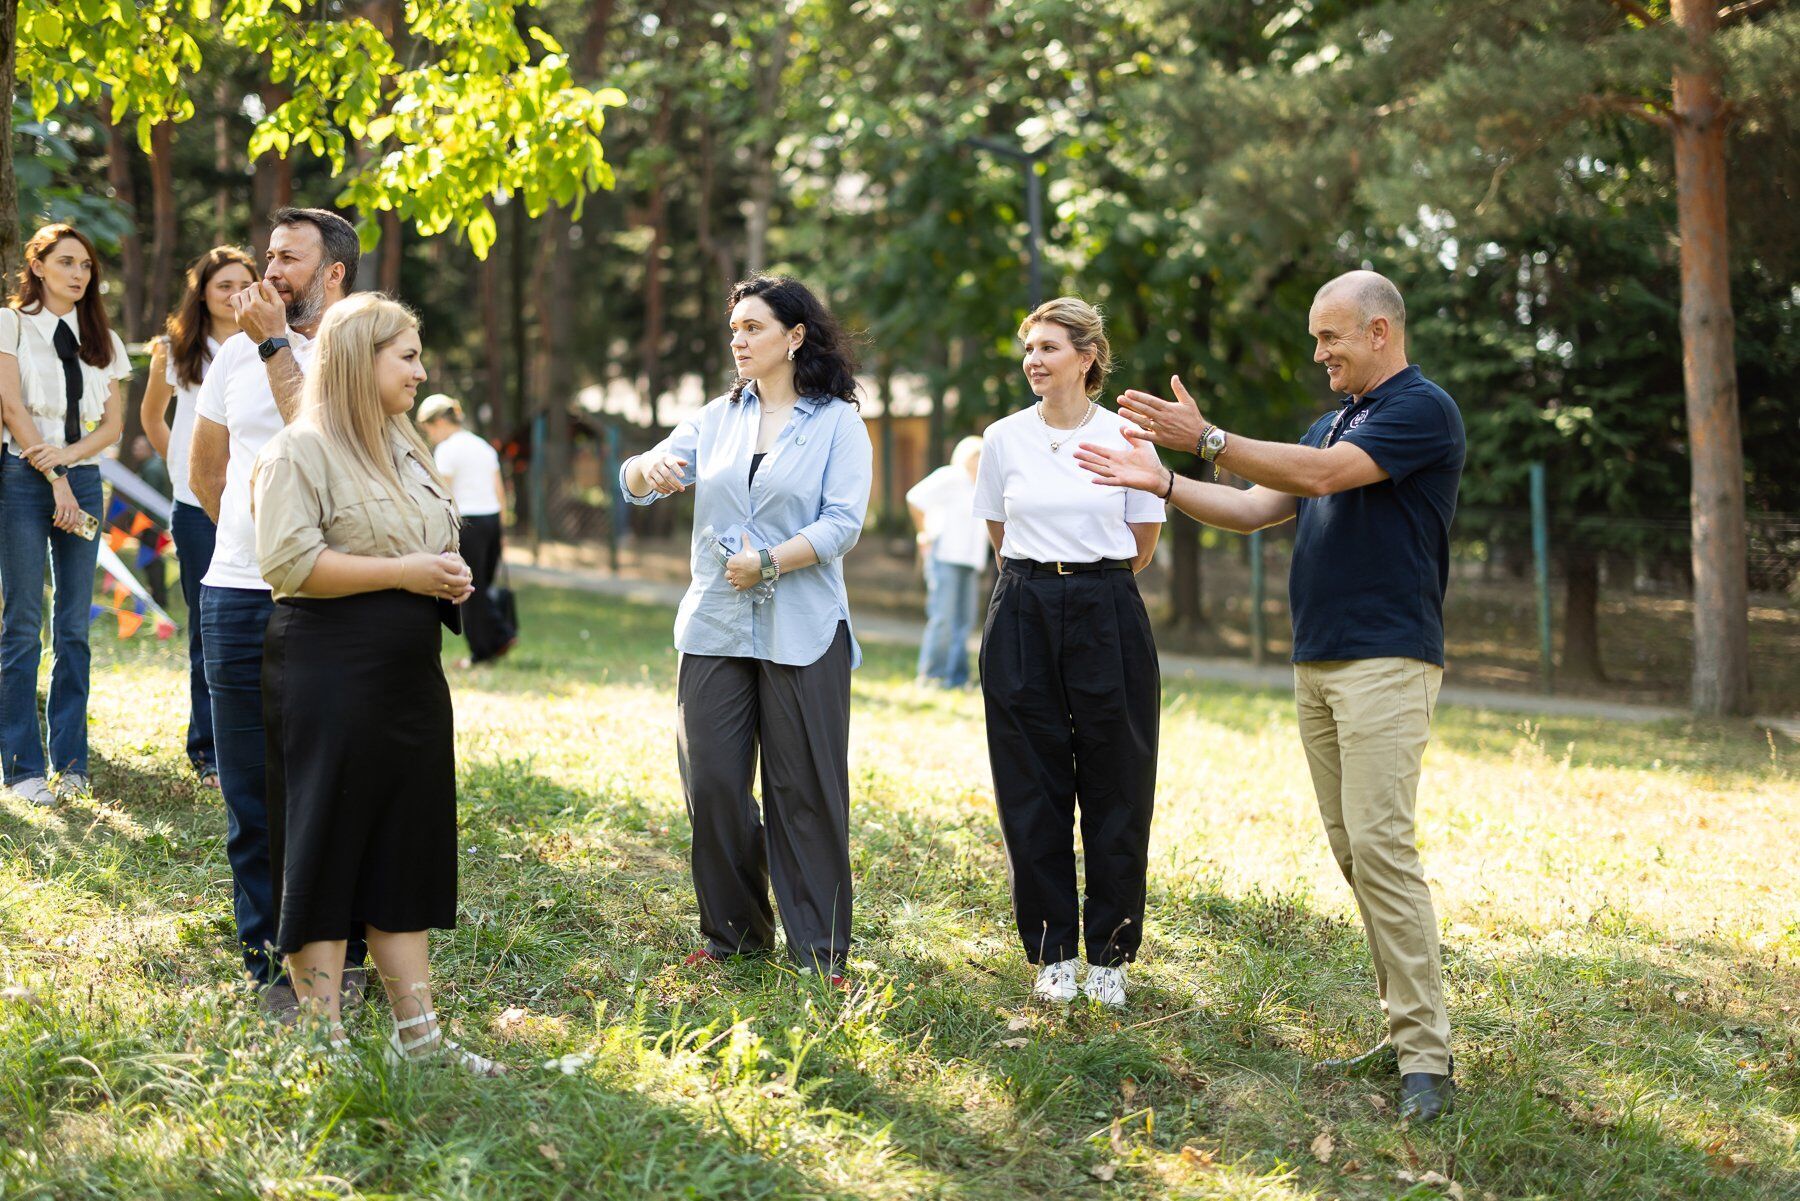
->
xmin=142 ymin=245 xmax=258 ymax=790
xmin=973 ymin=296 xmax=1164 ymax=1009
xmin=0 ymin=223 xmax=129 ymax=807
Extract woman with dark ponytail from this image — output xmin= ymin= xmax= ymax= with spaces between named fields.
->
xmin=142 ymin=245 xmax=258 ymax=788
xmin=621 ymin=276 xmax=872 ymax=983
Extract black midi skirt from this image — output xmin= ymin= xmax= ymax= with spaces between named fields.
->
xmin=264 ymin=589 xmax=458 ymax=954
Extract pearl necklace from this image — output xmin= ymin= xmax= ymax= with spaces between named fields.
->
xmin=1035 ymin=399 xmax=1096 ymax=453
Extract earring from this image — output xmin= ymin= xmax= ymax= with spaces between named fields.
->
xmin=787 ymin=345 xmax=798 ymax=361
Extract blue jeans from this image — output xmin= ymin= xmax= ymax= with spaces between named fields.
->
xmin=203 ymin=584 xmax=365 ymax=984
xmin=917 ymin=556 xmax=980 ymax=688
xmin=169 ymin=501 xmax=217 ymax=774
xmin=0 ymin=454 xmax=101 ymax=784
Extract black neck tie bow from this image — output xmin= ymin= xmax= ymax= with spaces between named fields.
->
xmin=51 ymin=318 xmax=82 ymax=448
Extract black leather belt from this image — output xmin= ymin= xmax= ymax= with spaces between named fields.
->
xmin=1010 ymin=557 xmax=1133 ymax=577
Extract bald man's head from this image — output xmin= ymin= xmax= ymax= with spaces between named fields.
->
xmin=1308 ymin=270 xmax=1411 ymax=395
xmin=1315 ymin=270 xmax=1406 ymax=334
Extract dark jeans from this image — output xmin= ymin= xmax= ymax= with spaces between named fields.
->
xmin=169 ymin=501 xmax=217 ymax=774
xmin=202 ymin=584 xmax=366 ymax=984
xmin=459 ymin=513 xmax=515 ymax=662
xmin=0 ymin=454 xmax=101 ymax=783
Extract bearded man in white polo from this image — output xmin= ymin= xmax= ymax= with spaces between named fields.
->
xmin=1074 ymin=270 xmax=1465 ymax=1123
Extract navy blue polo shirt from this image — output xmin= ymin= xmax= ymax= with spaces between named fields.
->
xmin=1288 ymin=364 xmax=1465 ymax=666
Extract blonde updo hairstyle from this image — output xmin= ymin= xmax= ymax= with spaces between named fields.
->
xmin=301 ymin=293 xmax=449 ymax=504
xmin=1018 ymin=296 xmax=1111 ymax=398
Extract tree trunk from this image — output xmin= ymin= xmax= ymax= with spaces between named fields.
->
xmin=146 ymin=122 xmax=178 ymax=334
xmin=0 ymin=0 xmax=19 ymax=286
xmin=250 ymin=84 xmax=293 ymax=260
xmin=478 ymin=223 xmax=506 ymax=433
xmin=1672 ymin=0 xmax=1750 ymax=716
xmin=741 ymin=15 xmax=792 ymax=275
xmin=1559 ymin=542 xmax=1605 ymax=682
xmin=214 ymin=79 xmax=234 ymax=243
xmin=640 ymin=89 xmax=674 ymax=429
xmin=105 ymin=106 xmax=147 ymax=340
xmin=1168 ymin=506 xmax=1204 ymax=631
xmin=533 ymin=206 xmax=573 ymax=481
xmin=378 ymin=210 xmax=403 ymax=294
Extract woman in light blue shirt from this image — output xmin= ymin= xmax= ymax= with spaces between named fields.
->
xmin=621 ymin=276 xmax=871 ymax=982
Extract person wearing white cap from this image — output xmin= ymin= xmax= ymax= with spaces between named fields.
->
xmin=417 ymin=393 xmax=515 ymax=665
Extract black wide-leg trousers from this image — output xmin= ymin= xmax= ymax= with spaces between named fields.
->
xmin=676 ymin=622 xmax=853 ymax=971
xmin=981 ymin=561 xmax=1159 ymax=967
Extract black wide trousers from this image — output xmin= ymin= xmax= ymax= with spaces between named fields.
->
xmin=981 ymin=561 xmax=1159 ymax=967
xmin=676 ymin=622 xmax=854 ymax=971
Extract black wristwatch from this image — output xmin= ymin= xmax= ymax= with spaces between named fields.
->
xmin=48 ymin=464 xmax=69 ymax=479
xmin=257 ymin=335 xmax=290 ymax=362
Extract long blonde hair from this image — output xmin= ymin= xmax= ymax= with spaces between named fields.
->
xmin=301 ymin=293 xmax=448 ymax=505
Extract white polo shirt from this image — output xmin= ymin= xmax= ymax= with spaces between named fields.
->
xmin=972 ymin=402 xmax=1165 ymax=563
xmin=432 ymin=428 xmax=502 ymax=517
xmin=194 ymin=330 xmax=315 ymax=591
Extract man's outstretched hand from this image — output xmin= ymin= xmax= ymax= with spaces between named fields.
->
xmin=1118 ymin=375 xmax=1208 ymax=451
xmin=1074 ymin=428 xmax=1168 ymax=495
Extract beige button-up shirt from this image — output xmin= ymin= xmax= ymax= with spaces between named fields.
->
xmin=251 ymin=422 xmax=460 ymax=600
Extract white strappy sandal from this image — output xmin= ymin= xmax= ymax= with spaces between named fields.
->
xmin=384 ymin=1011 xmax=505 ymax=1077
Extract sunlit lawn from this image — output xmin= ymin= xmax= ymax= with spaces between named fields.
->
xmin=2 ymin=585 xmax=1796 ymax=1199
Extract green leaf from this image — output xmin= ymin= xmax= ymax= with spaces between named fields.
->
xmin=466 ymin=206 xmax=497 ymax=260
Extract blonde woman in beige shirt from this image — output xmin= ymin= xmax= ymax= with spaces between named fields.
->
xmin=250 ymin=293 xmax=500 ymax=1074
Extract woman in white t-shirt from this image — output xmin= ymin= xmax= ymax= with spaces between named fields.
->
xmin=0 ymin=224 xmax=130 ymax=807
xmin=142 ymin=245 xmax=258 ymax=789
xmin=972 ymin=296 xmax=1164 ymax=1010
xmin=906 ymin=434 xmax=986 ymax=687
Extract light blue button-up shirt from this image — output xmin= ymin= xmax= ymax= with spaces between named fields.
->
xmin=620 ymin=384 xmax=873 ymax=668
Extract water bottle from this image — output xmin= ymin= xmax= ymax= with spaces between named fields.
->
xmin=699 ymin=525 xmax=775 ymax=605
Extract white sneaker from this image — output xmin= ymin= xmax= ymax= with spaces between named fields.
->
xmin=53 ymin=773 xmax=90 ymax=801
xmin=10 ymin=777 xmax=56 ymax=807
xmin=1032 ymin=959 xmax=1079 ymax=1003
xmin=1083 ymin=965 xmax=1127 ymax=1009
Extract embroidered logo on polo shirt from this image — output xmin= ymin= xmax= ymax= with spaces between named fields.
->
xmin=1346 ymin=410 xmax=1371 ymax=431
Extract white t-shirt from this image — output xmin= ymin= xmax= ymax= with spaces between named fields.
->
xmin=163 ymin=335 xmax=220 ymax=508
xmin=972 ymin=403 xmax=1165 ymax=563
xmin=0 ymin=306 xmax=132 ymax=466
xmin=905 ymin=463 xmax=988 ymax=569
xmin=194 ymin=329 xmax=314 ymax=591
xmin=432 ymin=428 xmax=502 ymax=517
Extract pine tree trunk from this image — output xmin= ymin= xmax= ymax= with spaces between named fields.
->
xmin=1559 ymin=542 xmax=1605 ymax=682
xmin=250 ymin=84 xmax=293 ymax=260
xmin=534 ymin=206 xmax=573 ymax=481
xmin=105 ymin=107 xmax=147 ymax=340
xmin=378 ymin=211 xmax=402 ymax=294
xmin=0 ymin=0 xmax=19 ymax=286
xmin=478 ymin=225 xmax=506 ymax=433
xmin=146 ymin=122 xmax=178 ymax=334
xmin=214 ymin=79 xmax=233 ymax=243
xmin=1671 ymin=0 xmax=1750 ymax=716
xmin=640 ymin=90 xmax=673 ymax=430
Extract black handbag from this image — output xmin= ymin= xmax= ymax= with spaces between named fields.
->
xmin=491 ymin=557 xmax=520 ymax=635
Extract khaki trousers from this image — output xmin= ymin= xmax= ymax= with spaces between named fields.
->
xmin=1294 ymin=656 xmax=1450 ymax=1075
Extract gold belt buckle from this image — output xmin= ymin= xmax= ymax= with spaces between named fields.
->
xmin=1055 ymin=561 xmax=1071 ymax=576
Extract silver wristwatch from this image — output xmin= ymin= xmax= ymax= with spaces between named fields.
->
xmin=1197 ymin=424 xmax=1227 ymax=463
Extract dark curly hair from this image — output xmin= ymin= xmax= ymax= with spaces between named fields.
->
xmin=726 ymin=275 xmax=859 ymax=408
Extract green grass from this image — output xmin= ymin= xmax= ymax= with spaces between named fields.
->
xmin=2 ymin=585 xmax=1796 ymax=1199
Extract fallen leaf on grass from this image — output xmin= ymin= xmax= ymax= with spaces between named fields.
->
xmin=996 ymin=1037 xmax=1029 ymax=1049
xmin=1310 ymin=1132 xmax=1334 ymax=1164
xmin=1120 ymin=1077 xmax=1138 ymax=1104
xmin=1365 ymin=1092 xmax=1390 ymax=1113
xmin=1110 ymin=1119 xmax=1127 ymax=1155
xmin=1006 ymin=1015 xmax=1031 ymax=1032
xmin=495 ymin=1006 xmax=529 ymax=1032
xmin=0 ymin=986 xmax=38 ymax=1006
xmin=1417 ymin=1171 xmax=1464 ymax=1199
xmin=1089 ymin=1163 xmax=1116 ymax=1182
xmin=538 ymin=1143 xmax=563 ymax=1167
xmin=1178 ymin=1146 xmax=1217 ymax=1170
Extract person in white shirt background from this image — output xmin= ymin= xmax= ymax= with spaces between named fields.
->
xmin=906 ymin=434 xmax=986 ymax=688
xmin=142 ymin=245 xmax=259 ymax=790
xmin=972 ymin=296 xmax=1165 ymax=1011
xmin=418 ymin=393 xmax=517 ymax=666
xmin=187 ymin=207 xmax=371 ymax=1020
xmin=0 ymin=223 xmax=130 ymax=808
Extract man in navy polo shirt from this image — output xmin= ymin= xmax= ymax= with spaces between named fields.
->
xmin=1073 ymin=270 xmax=1465 ymax=1123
